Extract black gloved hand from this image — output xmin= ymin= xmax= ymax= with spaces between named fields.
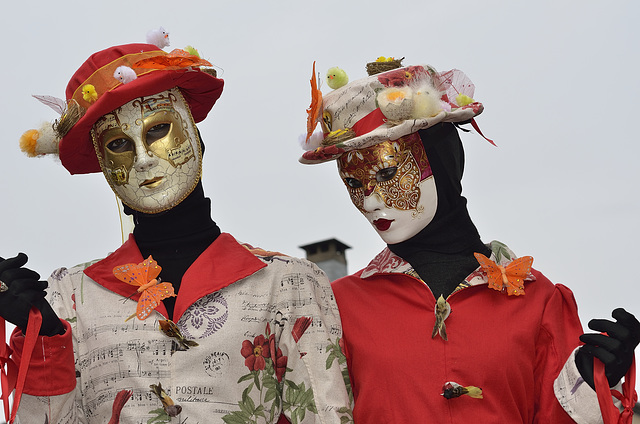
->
xmin=575 ymin=308 xmax=640 ymax=389
xmin=0 ymin=253 xmax=65 ymax=336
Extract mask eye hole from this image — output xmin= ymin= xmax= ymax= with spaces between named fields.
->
xmin=376 ymin=166 xmax=397 ymax=182
xmin=146 ymin=123 xmax=171 ymax=144
xmin=106 ymin=138 xmax=133 ymax=153
xmin=345 ymin=177 xmax=363 ymax=189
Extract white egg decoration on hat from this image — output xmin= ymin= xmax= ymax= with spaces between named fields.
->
xmin=376 ymin=86 xmax=414 ymax=121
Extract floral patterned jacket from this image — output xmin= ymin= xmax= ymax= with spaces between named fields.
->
xmin=331 ymin=240 xmax=599 ymax=424
xmin=11 ymin=233 xmax=352 ymax=423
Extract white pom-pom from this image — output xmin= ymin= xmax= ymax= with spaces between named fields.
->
xmin=114 ymin=66 xmax=138 ymax=84
xmin=299 ymin=131 xmax=324 ymax=151
xmin=146 ymin=26 xmax=170 ymax=49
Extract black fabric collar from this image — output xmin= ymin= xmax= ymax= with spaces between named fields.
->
xmin=124 ymin=180 xmax=221 ymax=316
xmin=387 ymin=123 xmax=490 ymax=298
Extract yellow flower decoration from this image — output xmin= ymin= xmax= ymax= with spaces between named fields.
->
xmin=82 ymin=84 xmax=98 ymax=103
xmin=455 ymin=94 xmax=475 ymax=107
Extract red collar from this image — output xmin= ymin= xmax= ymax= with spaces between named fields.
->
xmin=84 ymin=233 xmax=267 ymax=321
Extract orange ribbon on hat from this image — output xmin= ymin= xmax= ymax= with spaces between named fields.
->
xmin=593 ymin=356 xmax=637 ymax=424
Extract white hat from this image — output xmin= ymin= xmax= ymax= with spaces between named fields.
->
xmin=300 ymin=60 xmax=486 ymax=164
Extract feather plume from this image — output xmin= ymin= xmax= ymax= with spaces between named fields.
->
xmin=32 ymin=94 xmax=67 ymax=115
xmin=299 ymin=131 xmax=324 ymax=151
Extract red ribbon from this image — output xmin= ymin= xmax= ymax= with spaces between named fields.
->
xmin=1 ymin=308 xmax=42 ymax=424
xmin=0 ymin=317 xmax=17 ymax=421
xmin=351 ymin=108 xmax=386 ymax=138
xmin=594 ymin=356 xmax=637 ymax=424
xmin=470 ymin=118 xmax=496 ymax=146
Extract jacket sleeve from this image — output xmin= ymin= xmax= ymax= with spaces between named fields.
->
xmin=276 ymin=263 xmax=353 ymax=423
xmin=11 ymin=266 xmax=86 ymax=423
xmin=534 ymin=283 xmax=585 ymax=423
xmin=552 ymin=347 xmax=625 ymax=424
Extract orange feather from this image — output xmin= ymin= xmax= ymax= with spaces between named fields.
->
xmin=306 ymin=61 xmax=323 ymax=142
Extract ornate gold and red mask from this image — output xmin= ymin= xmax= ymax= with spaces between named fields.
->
xmin=338 ymin=132 xmax=438 ymax=244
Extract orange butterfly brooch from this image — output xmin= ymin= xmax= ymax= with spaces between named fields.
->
xmin=113 ymin=256 xmax=176 ymax=321
xmin=473 ymin=252 xmax=533 ymax=296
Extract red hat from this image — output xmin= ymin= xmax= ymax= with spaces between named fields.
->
xmin=21 ymin=43 xmax=223 ymax=174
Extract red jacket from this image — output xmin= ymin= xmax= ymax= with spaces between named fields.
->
xmin=332 ymin=244 xmax=583 ymax=423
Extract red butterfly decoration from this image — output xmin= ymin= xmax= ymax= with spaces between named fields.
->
xmin=473 ymin=252 xmax=533 ymax=296
xmin=113 ymin=256 xmax=176 ymax=320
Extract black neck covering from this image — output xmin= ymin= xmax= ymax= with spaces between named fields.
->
xmin=387 ymin=123 xmax=490 ymax=298
xmin=124 ymin=181 xmax=221 ymax=318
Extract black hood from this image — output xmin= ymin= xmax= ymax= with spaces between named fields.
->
xmin=388 ymin=123 xmax=490 ymax=297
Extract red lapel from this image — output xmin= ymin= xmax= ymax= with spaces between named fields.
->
xmin=84 ymin=233 xmax=267 ymax=321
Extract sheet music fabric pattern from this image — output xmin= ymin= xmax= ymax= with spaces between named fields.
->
xmin=14 ymin=235 xmax=352 ymax=423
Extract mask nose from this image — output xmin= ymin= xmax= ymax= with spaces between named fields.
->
xmin=363 ymin=190 xmax=384 ymax=212
xmin=133 ymin=141 xmax=159 ymax=172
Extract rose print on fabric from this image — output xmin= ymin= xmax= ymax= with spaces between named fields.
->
xmin=269 ymin=334 xmax=288 ymax=383
xmin=377 ymin=65 xmax=428 ymax=87
xmin=242 ymin=334 xmax=271 ymax=372
xmin=224 ymin=320 xmax=324 ymax=424
xmin=177 ymin=291 xmax=228 ymax=339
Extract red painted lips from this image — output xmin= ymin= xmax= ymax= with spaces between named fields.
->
xmin=373 ymin=219 xmax=393 ymax=231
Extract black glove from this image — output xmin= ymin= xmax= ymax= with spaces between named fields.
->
xmin=0 ymin=253 xmax=65 ymax=336
xmin=575 ymin=308 xmax=640 ymax=389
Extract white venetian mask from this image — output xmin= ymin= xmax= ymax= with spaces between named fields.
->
xmin=92 ymin=89 xmax=202 ymax=214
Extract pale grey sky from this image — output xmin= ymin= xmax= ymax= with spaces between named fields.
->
xmin=1 ymin=0 xmax=639 ymax=413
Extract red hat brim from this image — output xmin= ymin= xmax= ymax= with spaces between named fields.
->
xmin=59 ymin=61 xmax=223 ymax=174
